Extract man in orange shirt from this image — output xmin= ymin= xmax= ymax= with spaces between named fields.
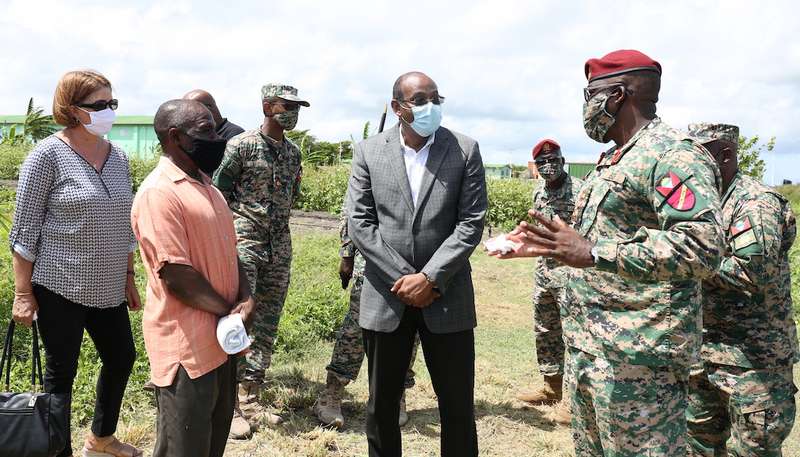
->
xmin=131 ymin=99 xmax=255 ymax=457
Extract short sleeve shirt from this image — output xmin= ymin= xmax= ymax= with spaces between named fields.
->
xmin=131 ymin=157 xmax=240 ymax=386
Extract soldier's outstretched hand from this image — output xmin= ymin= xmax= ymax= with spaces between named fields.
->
xmin=497 ymin=210 xmax=595 ymax=268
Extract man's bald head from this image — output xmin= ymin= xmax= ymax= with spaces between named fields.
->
xmin=154 ymin=99 xmax=212 ymax=145
xmin=183 ymin=89 xmax=222 ymax=124
xmin=392 ymin=71 xmax=436 ymax=101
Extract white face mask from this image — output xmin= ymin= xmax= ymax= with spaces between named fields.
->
xmin=79 ymin=107 xmax=116 ymax=137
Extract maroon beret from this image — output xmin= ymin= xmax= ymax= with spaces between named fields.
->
xmin=532 ymin=138 xmax=560 ymax=159
xmin=584 ymin=50 xmax=662 ymax=82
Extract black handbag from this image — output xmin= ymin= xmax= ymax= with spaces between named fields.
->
xmin=0 ymin=320 xmax=68 ymax=457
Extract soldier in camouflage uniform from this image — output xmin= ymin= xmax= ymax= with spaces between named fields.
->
xmin=490 ymin=50 xmax=725 ymax=456
xmin=516 ymin=139 xmax=582 ymax=421
xmin=212 ymin=83 xmax=309 ymax=439
xmin=685 ymin=123 xmax=798 ymax=457
xmin=313 ymin=202 xmax=420 ymax=428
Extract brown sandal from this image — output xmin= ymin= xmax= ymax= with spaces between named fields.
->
xmin=82 ymin=436 xmax=143 ymax=457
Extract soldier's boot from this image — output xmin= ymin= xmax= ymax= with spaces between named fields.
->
xmin=516 ymin=374 xmax=563 ymax=405
xmin=229 ymin=395 xmax=254 ymax=440
xmin=398 ymin=391 xmax=410 ymax=427
xmin=238 ymin=381 xmax=284 ymax=431
xmin=314 ymin=375 xmax=346 ymax=428
xmin=546 ymin=398 xmax=571 ymax=425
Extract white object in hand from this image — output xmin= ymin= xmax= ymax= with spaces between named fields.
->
xmin=216 ymin=313 xmax=251 ymax=354
xmin=484 ymin=234 xmax=517 ymax=254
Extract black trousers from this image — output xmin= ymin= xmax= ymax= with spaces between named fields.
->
xmin=34 ymin=285 xmax=136 ymax=457
xmin=363 ymin=307 xmax=478 ymax=457
xmin=153 ymin=358 xmax=236 ymax=457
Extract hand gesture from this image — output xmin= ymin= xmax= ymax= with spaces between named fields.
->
xmin=493 ymin=210 xmax=595 ymax=269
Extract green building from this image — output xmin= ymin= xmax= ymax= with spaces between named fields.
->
xmin=0 ymin=115 xmax=157 ymax=158
xmin=567 ymin=162 xmax=595 ymax=179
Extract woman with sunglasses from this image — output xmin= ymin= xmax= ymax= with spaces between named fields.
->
xmin=9 ymin=70 xmax=142 ymax=457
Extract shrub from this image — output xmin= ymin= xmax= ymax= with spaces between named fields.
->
xmin=0 ymin=143 xmax=31 ymax=180
xmin=777 ymin=185 xmax=800 ymax=214
xmin=295 ymin=165 xmax=350 ymax=214
xmin=486 ymin=178 xmax=535 ymax=232
xmin=294 ymin=166 xmax=539 ymax=234
xmin=0 ymin=187 xmax=14 ymax=206
xmin=129 ymin=153 xmax=159 ymax=192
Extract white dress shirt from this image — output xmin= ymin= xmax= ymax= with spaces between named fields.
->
xmin=399 ymin=126 xmax=436 ymax=207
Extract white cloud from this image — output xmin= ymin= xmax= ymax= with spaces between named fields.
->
xmin=1 ymin=0 xmax=798 ymax=182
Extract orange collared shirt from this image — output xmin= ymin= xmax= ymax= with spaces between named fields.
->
xmin=131 ymin=157 xmax=239 ymax=386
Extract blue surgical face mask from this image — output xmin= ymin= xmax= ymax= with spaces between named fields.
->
xmin=404 ymin=102 xmax=442 ymax=137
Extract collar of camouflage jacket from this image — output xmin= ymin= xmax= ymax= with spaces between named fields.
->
xmin=598 ymin=117 xmax=662 ymax=167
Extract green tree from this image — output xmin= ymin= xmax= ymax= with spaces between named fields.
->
xmin=23 ymin=98 xmax=56 ymax=141
xmin=287 ymin=129 xmax=352 ymax=166
xmin=737 ymin=135 xmax=772 ymax=181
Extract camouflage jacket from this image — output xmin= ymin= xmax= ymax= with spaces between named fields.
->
xmin=533 ymin=174 xmax=582 ymax=288
xmin=212 ymin=129 xmax=302 ymax=238
xmin=701 ymin=173 xmax=798 ymax=368
xmin=563 ymin=118 xmax=724 ymax=369
xmin=339 ymin=202 xmax=365 ymax=280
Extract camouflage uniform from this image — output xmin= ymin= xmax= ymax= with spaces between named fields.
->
xmin=565 ymin=118 xmax=724 ymax=456
xmin=213 ymin=128 xmax=302 ymax=383
xmin=326 ymin=205 xmax=418 ymax=388
xmin=531 ymin=174 xmax=582 ymax=377
xmin=683 ymin=124 xmax=798 ymax=457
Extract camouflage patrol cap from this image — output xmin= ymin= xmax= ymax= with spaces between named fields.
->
xmin=687 ymin=122 xmax=739 ymax=145
xmin=261 ymin=83 xmax=310 ymax=107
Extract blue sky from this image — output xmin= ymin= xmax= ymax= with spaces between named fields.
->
xmin=2 ymin=0 xmax=798 ymax=183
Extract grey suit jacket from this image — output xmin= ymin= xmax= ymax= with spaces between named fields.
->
xmin=347 ymin=125 xmax=487 ymax=334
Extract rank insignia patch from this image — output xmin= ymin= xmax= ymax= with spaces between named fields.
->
xmin=656 ymin=171 xmax=696 ymax=211
xmin=732 ymin=229 xmax=758 ymax=251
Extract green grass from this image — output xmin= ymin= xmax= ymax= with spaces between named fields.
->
xmin=276 ymin=232 xmax=349 ymax=354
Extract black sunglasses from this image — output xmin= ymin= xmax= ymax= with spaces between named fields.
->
xmin=77 ymin=99 xmax=118 ymax=111
xmin=534 ymin=157 xmax=562 ymax=166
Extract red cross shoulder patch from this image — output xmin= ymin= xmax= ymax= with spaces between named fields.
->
xmin=656 ymin=171 xmax=695 ymax=211
xmin=730 ymin=216 xmax=752 ymax=237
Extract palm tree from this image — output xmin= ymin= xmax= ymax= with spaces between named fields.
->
xmin=23 ymin=98 xmax=56 ymax=142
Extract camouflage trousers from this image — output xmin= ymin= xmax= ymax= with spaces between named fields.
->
xmin=326 ymin=276 xmax=418 ymax=388
xmin=533 ymin=284 xmax=564 ymax=377
xmin=567 ymin=347 xmax=688 ymax=456
xmin=687 ymin=362 xmax=797 ymax=457
xmin=236 ymin=231 xmax=292 ymax=384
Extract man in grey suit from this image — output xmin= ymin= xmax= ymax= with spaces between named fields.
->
xmin=347 ymin=71 xmax=487 ymax=457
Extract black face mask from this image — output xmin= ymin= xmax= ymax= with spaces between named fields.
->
xmin=178 ymin=133 xmax=227 ymax=174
